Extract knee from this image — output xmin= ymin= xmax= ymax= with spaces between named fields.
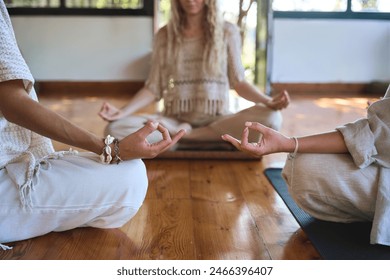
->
xmin=266 ymin=110 xmax=283 ymax=131
xmin=118 ymin=159 xmax=148 ymax=209
xmin=281 ymin=154 xmax=320 ymax=208
xmin=105 ymin=117 xmax=141 ymax=140
xmin=105 ymin=121 xmax=121 ymax=139
xmin=252 ymin=104 xmax=283 ymax=131
xmin=95 ymin=159 xmax=148 ymax=228
xmin=281 ymin=153 xmax=369 ymax=222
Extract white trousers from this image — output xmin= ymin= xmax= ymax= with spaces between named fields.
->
xmin=0 ymin=152 xmax=148 ymax=243
xmin=106 ymin=104 xmax=282 ymax=143
xmin=282 ymin=153 xmax=379 ymax=223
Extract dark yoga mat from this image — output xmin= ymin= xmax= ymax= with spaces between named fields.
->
xmin=264 ymin=167 xmax=390 ymax=260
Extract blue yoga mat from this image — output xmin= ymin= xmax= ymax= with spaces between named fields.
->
xmin=264 ymin=168 xmax=390 ymax=260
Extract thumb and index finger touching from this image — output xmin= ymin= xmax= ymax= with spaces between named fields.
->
xmin=222 ymin=121 xmax=266 ymax=147
xmin=136 ymin=121 xmax=186 ymax=154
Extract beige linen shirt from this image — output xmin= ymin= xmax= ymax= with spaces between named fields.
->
xmin=337 ymin=85 xmax=390 ymax=246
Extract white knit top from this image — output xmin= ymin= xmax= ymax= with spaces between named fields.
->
xmin=145 ymin=21 xmax=245 ymax=127
xmin=0 ymin=2 xmax=54 ymax=180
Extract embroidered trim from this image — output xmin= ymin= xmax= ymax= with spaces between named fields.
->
xmin=173 ymin=78 xmax=226 ymax=86
xmin=164 ymin=98 xmax=224 ymax=116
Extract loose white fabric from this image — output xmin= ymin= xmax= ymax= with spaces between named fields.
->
xmin=0 ymin=1 xmax=149 ymax=249
xmin=0 ymin=153 xmax=148 ymax=244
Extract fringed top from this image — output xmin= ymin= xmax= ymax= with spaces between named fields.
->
xmin=145 ymin=21 xmax=245 ymax=127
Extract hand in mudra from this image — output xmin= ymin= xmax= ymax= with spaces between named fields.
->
xmin=119 ymin=121 xmax=186 ymax=159
xmin=222 ymin=122 xmax=289 ymax=158
xmin=99 ymin=102 xmax=125 ymax=122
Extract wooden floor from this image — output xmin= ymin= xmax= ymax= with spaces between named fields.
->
xmin=0 ymin=90 xmax=377 ymax=260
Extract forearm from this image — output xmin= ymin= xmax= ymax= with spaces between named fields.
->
xmin=0 ymin=80 xmax=104 ymax=154
xmin=292 ymin=131 xmax=349 ymax=154
xmin=120 ymin=87 xmax=156 ymax=116
xmin=234 ymin=80 xmax=271 ymax=104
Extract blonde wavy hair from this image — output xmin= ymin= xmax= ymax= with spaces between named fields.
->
xmin=166 ymin=0 xmax=225 ymax=77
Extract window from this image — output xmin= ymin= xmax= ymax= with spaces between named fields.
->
xmin=6 ymin=0 xmax=153 ymax=16
xmin=5 ymin=0 xmax=60 ymax=8
xmin=273 ymin=0 xmax=390 ymax=19
xmin=352 ymin=0 xmax=390 ymax=12
xmin=273 ymin=0 xmax=347 ymax=12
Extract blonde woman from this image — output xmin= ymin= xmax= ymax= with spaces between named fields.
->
xmin=99 ymin=0 xmax=289 ymax=146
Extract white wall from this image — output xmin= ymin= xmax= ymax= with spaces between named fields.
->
xmin=11 ymin=16 xmax=390 ymax=83
xmin=11 ymin=16 xmax=154 ymax=81
xmin=272 ymin=19 xmax=390 ymax=83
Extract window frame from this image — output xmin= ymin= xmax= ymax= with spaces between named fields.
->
xmin=274 ymin=0 xmax=390 ymax=20
xmin=7 ymin=0 xmax=154 ymax=16
xmin=7 ymin=0 xmax=389 ymax=19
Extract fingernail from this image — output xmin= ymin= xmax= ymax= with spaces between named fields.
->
xmin=245 ymin=122 xmax=252 ymax=126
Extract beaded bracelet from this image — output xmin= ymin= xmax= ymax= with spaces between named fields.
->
xmin=100 ymin=135 xmax=115 ymax=164
xmin=113 ymin=138 xmax=122 ymax=164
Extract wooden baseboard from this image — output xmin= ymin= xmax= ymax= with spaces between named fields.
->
xmin=36 ymin=81 xmax=144 ymax=97
xmin=35 ymin=81 xmax=389 ymax=97
xmin=271 ymin=82 xmax=388 ymax=95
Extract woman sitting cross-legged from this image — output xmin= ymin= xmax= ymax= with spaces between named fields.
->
xmin=222 ymin=85 xmax=390 ymax=246
xmin=99 ymin=0 xmax=289 ymax=148
xmin=0 ymin=1 xmax=185 ymax=250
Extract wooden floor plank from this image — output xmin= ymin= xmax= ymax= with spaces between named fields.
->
xmin=189 ymin=160 xmax=270 ymax=260
xmin=122 ymin=198 xmax=196 ymax=260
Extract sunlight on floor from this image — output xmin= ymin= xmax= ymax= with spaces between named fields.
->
xmin=315 ymin=97 xmax=370 ymax=114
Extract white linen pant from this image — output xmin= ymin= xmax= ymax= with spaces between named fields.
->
xmin=106 ymin=104 xmax=282 ymax=143
xmin=282 ymin=153 xmax=379 ymax=222
xmin=0 ymin=152 xmax=148 ymax=243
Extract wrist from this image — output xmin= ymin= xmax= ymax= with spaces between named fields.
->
xmin=263 ymin=97 xmax=273 ymax=107
xmin=287 ymin=137 xmax=299 ymax=159
xmin=100 ymin=135 xmax=115 ymax=164
xmin=99 ymin=136 xmax=122 ymax=164
xmin=112 ymin=138 xmax=122 ymax=164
